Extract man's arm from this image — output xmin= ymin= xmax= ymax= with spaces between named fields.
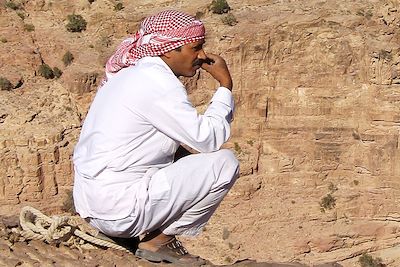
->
xmin=138 ymin=54 xmax=234 ymax=153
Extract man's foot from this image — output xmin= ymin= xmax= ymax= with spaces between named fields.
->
xmin=136 ymin=238 xmax=205 ymax=265
xmin=136 ymin=232 xmax=205 ymax=266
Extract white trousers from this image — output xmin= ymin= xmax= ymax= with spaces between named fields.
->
xmin=88 ymin=149 xmax=239 ymax=238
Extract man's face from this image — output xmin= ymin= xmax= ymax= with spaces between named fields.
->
xmin=163 ymin=40 xmax=207 ymax=77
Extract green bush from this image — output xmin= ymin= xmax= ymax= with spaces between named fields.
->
xmin=38 ymin=64 xmax=54 ymax=79
xmin=38 ymin=64 xmax=62 ymax=79
xmin=320 ymin=194 xmax=336 ymax=212
xmin=53 ymin=67 xmax=63 ymax=78
xmin=66 ymin=14 xmax=87 ymax=32
xmin=17 ymin=11 xmax=25 ymax=20
xmin=24 ymin=23 xmax=35 ymax=32
xmin=359 ymin=253 xmax=385 ymax=267
xmin=234 ymin=142 xmax=242 ymax=154
xmin=0 ymin=77 xmax=13 ymax=91
xmin=114 ymin=2 xmax=124 ymax=11
xmin=62 ymin=51 xmax=74 ymax=66
xmin=4 ymin=1 xmax=20 ymax=10
xmin=221 ymin=13 xmax=237 ymax=26
xmin=210 ymin=0 xmax=231 ymax=14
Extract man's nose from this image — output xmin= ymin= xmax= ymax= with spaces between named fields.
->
xmin=197 ymin=49 xmax=207 ymax=60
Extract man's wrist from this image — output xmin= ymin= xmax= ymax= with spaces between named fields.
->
xmin=220 ymin=80 xmax=233 ymax=91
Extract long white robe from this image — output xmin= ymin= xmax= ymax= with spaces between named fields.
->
xmin=73 ymin=56 xmax=238 ymax=237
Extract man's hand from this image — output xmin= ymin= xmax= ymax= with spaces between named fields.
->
xmin=201 ymin=53 xmax=233 ymax=91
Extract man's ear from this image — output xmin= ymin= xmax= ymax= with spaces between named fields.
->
xmin=161 ymin=46 xmax=182 ymax=59
xmin=161 ymin=50 xmax=174 ymax=59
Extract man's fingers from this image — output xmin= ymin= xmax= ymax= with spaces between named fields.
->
xmin=204 ymin=58 xmax=215 ymax=65
xmin=199 ymin=53 xmax=232 ymax=90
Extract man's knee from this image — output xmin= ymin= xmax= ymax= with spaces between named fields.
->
xmin=213 ymin=149 xmax=239 ymax=181
xmin=215 ymin=149 xmax=239 ymax=167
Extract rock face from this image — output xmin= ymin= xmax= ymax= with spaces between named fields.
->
xmin=0 ymin=82 xmax=81 ymax=206
xmin=1 ymin=0 xmax=400 ymax=266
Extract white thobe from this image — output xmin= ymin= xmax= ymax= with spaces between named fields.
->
xmin=73 ymin=56 xmax=239 ymax=237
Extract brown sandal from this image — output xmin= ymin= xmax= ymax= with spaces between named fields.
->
xmin=135 ymin=238 xmax=206 ymax=266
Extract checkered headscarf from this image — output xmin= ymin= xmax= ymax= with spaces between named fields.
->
xmin=105 ymin=10 xmax=205 ymax=79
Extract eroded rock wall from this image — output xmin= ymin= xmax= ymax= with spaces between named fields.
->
xmin=0 ymin=82 xmax=81 ymax=207
xmin=1 ymin=0 xmax=400 ymax=265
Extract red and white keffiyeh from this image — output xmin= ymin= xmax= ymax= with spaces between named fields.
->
xmin=105 ymin=10 xmax=205 ymax=79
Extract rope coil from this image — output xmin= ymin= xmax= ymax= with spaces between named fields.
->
xmin=18 ymin=206 xmax=132 ymax=253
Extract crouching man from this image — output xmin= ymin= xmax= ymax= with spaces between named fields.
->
xmin=73 ymin=10 xmax=239 ymax=265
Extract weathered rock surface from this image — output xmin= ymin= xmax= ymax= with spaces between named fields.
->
xmin=0 ymin=214 xmax=341 ymax=267
xmin=1 ymin=0 xmax=400 ymax=266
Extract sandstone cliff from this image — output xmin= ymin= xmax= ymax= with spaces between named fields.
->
xmin=1 ymin=0 xmax=400 ymax=266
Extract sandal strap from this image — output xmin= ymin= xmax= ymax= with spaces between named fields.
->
xmin=165 ymin=238 xmax=189 ymax=255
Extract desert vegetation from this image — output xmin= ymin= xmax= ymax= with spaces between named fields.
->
xmin=66 ymin=14 xmax=87 ymax=32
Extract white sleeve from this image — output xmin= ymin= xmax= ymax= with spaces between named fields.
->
xmin=143 ymin=86 xmax=234 ymax=153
